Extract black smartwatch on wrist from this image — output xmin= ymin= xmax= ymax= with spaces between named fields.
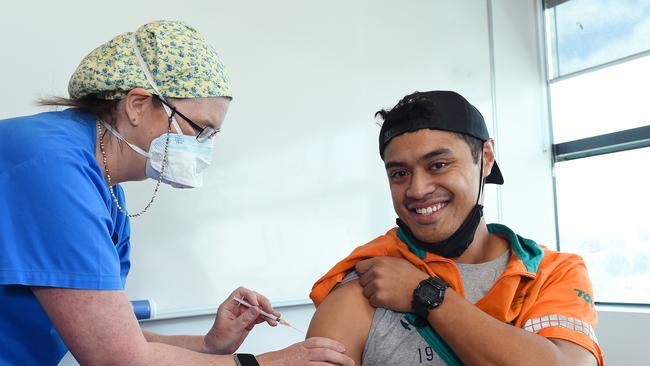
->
xmin=412 ymin=276 xmax=449 ymax=319
xmin=233 ymin=353 xmax=259 ymax=366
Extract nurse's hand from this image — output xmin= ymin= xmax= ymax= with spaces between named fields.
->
xmin=257 ymin=337 xmax=354 ymax=366
xmin=204 ymin=287 xmax=279 ymax=354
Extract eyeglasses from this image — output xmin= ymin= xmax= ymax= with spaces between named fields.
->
xmin=153 ymin=95 xmax=220 ymax=142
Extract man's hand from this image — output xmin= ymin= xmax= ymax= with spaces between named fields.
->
xmin=355 ymin=256 xmax=429 ymax=312
xmin=257 ymin=337 xmax=354 ymax=366
xmin=204 ymin=286 xmax=280 ymax=354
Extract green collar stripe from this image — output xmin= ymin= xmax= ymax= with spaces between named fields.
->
xmin=397 ymin=224 xmax=544 ymax=272
xmin=486 ymin=223 xmax=544 ymax=273
xmin=405 ymin=313 xmax=463 ymax=365
xmin=397 ymin=228 xmax=426 ymax=259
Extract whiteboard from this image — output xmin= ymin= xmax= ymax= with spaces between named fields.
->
xmin=0 ymin=0 xmax=499 ymax=316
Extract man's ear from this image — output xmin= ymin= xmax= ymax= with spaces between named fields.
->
xmin=482 ymin=139 xmax=496 ymax=179
xmin=124 ymin=88 xmax=153 ymax=127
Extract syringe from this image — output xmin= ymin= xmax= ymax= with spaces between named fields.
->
xmin=233 ymin=297 xmax=304 ymax=333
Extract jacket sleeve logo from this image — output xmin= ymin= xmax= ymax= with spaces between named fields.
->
xmin=574 ymin=288 xmax=594 ymax=306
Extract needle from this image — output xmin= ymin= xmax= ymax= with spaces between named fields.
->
xmin=233 ymin=297 xmax=304 ymax=333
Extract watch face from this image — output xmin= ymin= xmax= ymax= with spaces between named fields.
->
xmin=416 ymin=282 xmax=441 ymax=308
xmin=413 ymin=277 xmax=448 ymax=318
xmin=420 ymin=283 xmax=440 ymax=302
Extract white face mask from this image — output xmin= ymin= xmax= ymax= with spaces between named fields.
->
xmin=146 ymin=131 xmax=214 ymax=188
xmin=101 ymin=122 xmax=214 ymax=189
xmin=100 ymin=32 xmax=216 ymax=189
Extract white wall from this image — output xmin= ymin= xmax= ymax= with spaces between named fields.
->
xmin=490 ymin=0 xmax=557 ymax=245
xmin=1 ymin=0 xmax=501 ymax=316
xmin=596 ymin=306 xmax=650 ymax=365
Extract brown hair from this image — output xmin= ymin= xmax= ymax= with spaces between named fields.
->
xmin=37 ymin=94 xmax=121 ymax=125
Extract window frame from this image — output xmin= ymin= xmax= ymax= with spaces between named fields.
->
xmin=542 ymin=0 xmax=650 ymax=306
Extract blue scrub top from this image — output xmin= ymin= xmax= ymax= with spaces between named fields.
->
xmin=0 ymin=109 xmax=131 ymax=365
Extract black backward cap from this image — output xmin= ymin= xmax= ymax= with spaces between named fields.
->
xmin=378 ymin=90 xmax=503 ymax=184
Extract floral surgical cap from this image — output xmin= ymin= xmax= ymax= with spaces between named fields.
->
xmin=68 ymin=20 xmax=231 ymax=100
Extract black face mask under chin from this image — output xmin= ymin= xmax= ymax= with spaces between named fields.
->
xmin=397 ymin=157 xmax=485 ymax=259
xmin=396 ymin=204 xmax=483 ymax=258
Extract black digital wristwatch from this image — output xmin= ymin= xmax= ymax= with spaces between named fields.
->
xmin=412 ymin=276 xmax=449 ymax=319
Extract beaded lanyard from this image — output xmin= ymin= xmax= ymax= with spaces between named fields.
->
xmin=96 ymin=120 xmax=171 ymax=218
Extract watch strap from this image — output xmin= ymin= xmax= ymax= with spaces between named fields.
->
xmin=233 ymin=353 xmax=259 ymax=366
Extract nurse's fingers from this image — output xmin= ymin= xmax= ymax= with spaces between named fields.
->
xmin=221 ymin=286 xmax=254 ymax=315
xmin=247 ymin=291 xmax=279 ymax=326
xmin=237 ymin=288 xmax=279 ymax=315
xmin=255 ymin=291 xmax=283 ymax=326
xmin=228 ymin=287 xmax=281 ymax=326
xmin=238 ymin=306 xmax=260 ymax=331
xmin=254 ymin=292 xmax=276 ymax=316
xmin=232 ymin=286 xmax=259 ymax=305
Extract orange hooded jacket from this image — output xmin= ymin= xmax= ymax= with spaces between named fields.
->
xmin=310 ymin=223 xmax=603 ymax=365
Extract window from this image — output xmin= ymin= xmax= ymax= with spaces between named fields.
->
xmin=544 ymin=0 xmax=650 ymax=305
xmin=549 ymin=55 xmax=650 ymax=143
xmin=555 ymin=148 xmax=650 ymax=304
xmin=545 ymin=0 xmax=650 ymax=78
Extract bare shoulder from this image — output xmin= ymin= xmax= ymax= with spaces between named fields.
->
xmin=307 ymin=280 xmax=375 ymax=364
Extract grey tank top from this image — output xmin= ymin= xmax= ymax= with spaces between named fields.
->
xmin=340 ymin=250 xmax=510 ymax=366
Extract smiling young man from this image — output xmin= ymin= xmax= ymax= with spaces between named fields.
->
xmin=307 ymin=91 xmax=603 ymax=365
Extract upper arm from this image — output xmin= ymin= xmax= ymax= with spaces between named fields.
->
xmin=307 ymin=280 xmax=375 ymax=365
xmin=550 ymin=339 xmax=598 ymax=366
xmin=32 ymin=287 xmax=148 ymax=366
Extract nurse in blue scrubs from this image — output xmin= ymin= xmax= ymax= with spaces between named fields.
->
xmin=0 ymin=20 xmax=352 ymax=366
